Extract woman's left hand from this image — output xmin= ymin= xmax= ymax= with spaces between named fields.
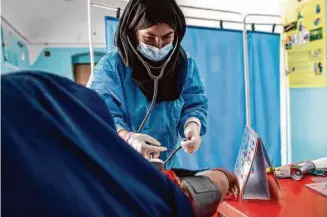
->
xmin=181 ymin=122 xmax=201 ymax=154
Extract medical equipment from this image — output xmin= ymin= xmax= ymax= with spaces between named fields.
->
xmin=181 ymin=175 xmax=221 ymax=217
xmin=128 ymin=36 xmax=181 ymax=163
xmin=127 ymin=36 xmax=179 ymax=133
xmin=273 ymin=158 xmax=327 ymax=180
xmin=149 ymin=134 xmax=203 ymax=170
xmin=291 ymin=162 xmax=316 ymax=181
xmin=150 ymin=140 xmax=197 ymax=170
xmin=150 ymin=145 xmax=182 ymax=170
xmin=291 ymin=158 xmax=327 ymax=181
xmin=149 ymin=136 xmax=200 ymax=170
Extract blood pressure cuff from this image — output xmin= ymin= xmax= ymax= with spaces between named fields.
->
xmin=180 ymin=176 xmax=221 ymax=217
xmin=172 ymin=168 xmax=209 ymax=177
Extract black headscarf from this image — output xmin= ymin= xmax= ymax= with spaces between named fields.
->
xmin=115 ymin=0 xmax=188 ymax=102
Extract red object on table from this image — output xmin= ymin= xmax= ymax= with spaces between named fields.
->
xmin=217 ymin=174 xmax=327 ymax=217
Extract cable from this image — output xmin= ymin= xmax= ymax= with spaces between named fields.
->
xmin=137 ymin=78 xmax=158 ymax=132
xmin=164 ymin=145 xmax=182 ymax=168
xmin=127 ymin=36 xmax=179 ymax=133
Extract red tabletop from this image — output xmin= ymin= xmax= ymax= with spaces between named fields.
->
xmin=217 ymin=175 xmax=327 ymax=217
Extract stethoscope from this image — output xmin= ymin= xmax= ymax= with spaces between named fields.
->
xmin=148 ymin=136 xmax=194 ymax=170
xmin=127 ymin=36 xmax=183 ymax=169
xmin=127 ymin=36 xmax=179 ymax=133
xmin=147 ymin=144 xmax=183 ymax=170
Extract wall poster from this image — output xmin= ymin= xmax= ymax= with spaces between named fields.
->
xmin=284 ymin=0 xmax=326 ymax=88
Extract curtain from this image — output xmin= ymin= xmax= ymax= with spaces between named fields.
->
xmin=104 ymin=17 xmax=281 ymax=170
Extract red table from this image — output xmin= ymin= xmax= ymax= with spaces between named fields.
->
xmin=216 ymin=175 xmax=327 ymax=217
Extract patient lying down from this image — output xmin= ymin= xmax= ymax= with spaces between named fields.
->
xmin=2 ymin=71 xmax=239 ymax=217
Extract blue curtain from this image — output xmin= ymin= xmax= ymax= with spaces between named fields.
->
xmin=178 ymin=27 xmax=246 ymax=170
xmin=104 ymin=17 xmax=281 ymax=170
xmin=105 ymin=17 xmax=119 ymax=53
xmin=248 ymin=32 xmax=281 ymax=166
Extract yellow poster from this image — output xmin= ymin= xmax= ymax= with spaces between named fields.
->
xmin=284 ymin=0 xmax=326 ymax=88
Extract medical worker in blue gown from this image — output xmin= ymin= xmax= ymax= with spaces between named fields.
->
xmin=90 ymin=0 xmax=208 ymax=167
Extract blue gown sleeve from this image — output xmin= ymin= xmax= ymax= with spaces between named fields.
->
xmin=179 ymin=57 xmax=208 ymax=136
xmin=89 ymin=55 xmax=130 ymax=132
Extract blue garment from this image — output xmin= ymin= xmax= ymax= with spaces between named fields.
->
xmin=90 ymin=50 xmax=208 ymax=168
xmin=2 ymin=71 xmax=195 ymax=217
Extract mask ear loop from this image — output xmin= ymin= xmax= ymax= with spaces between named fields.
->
xmin=127 ymin=36 xmax=179 ymax=133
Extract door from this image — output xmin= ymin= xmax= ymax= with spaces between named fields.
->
xmin=73 ymin=64 xmax=91 ymax=86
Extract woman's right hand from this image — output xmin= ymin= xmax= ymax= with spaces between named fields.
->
xmin=121 ymin=131 xmax=167 ymax=159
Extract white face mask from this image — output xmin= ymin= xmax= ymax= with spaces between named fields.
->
xmin=137 ymin=41 xmax=173 ymax=62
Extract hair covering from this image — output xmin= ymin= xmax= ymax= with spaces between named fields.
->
xmin=115 ymin=0 xmax=188 ymax=102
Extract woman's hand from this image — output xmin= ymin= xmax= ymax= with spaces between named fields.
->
xmin=119 ymin=130 xmax=167 ymax=159
xmin=182 ymin=122 xmax=201 ymax=154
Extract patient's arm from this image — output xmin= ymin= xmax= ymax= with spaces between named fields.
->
xmin=197 ymin=169 xmax=240 ymax=201
xmin=195 ymin=170 xmax=229 ymax=203
xmin=162 ymin=169 xmax=239 ymax=217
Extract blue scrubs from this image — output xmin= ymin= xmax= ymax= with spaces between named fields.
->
xmin=90 ymin=50 xmax=208 ymax=168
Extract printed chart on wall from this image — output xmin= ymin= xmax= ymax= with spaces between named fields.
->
xmin=284 ymin=0 xmax=326 ymax=88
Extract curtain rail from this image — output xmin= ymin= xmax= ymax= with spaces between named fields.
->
xmin=186 ymin=16 xmax=242 ymax=24
xmin=244 ymin=14 xmax=284 ymax=26
xmin=91 ymin=2 xmax=244 ymax=24
xmin=91 ymin=2 xmax=282 ymax=26
xmin=90 ymin=2 xmax=284 ymax=27
xmin=174 ymin=4 xmax=243 ymax=16
xmin=91 ymin=2 xmax=243 ymax=16
xmin=1 ymin=16 xmax=31 ymax=44
xmin=245 ymin=23 xmax=283 ymax=26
